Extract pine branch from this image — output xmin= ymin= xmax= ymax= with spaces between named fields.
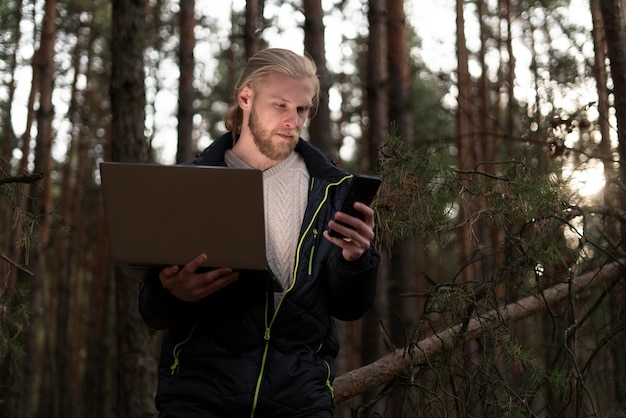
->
xmin=333 ymin=258 xmax=626 ymax=404
xmin=0 ymin=252 xmax=34 ymax=276
xmin=0 ymin=173 xmax=44 ymax=186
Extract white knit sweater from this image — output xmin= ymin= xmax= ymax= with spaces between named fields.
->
xmin=225 ymin=150 xmax=310 ymax=293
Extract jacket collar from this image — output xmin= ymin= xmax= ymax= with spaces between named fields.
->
xmin=192 ymin=132 xmax=348 ymax=181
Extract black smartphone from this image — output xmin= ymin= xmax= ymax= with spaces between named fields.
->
xmin=329 ymin=174 xmax=381 ymax=238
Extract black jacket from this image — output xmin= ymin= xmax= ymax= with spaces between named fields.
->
xmin=139 ymin=133 xmax=379 ymax=417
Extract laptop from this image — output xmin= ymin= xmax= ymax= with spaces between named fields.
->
xmin=100 ymin=162 xmax=281 ymax=291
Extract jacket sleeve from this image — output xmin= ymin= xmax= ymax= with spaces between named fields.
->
xmin=326 ymin=243 xmax=380 ymax=321
xmin=138 ymin=276 xmax=199 ymax=330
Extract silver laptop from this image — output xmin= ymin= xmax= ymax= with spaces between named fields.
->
xmin=100 ymin=162 xmax=280 ymax=290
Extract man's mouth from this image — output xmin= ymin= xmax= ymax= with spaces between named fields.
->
xmin=277 ymin=132 xmax=296 ymax=140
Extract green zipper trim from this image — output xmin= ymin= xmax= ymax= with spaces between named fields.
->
xmin=170 ymin=323 xmax=198 ymax=375
xmin=324 ymin=360 xmax=335 ymax=398
xmin=248 ymin=174 xmax=351 ymax=417
xmin=308 ymin=229 xmax=318 ymax=275
xmin=271 ymin=175 xmax=351 ymax=325
xmin=250 ymin=292 xmax=271 ymax=417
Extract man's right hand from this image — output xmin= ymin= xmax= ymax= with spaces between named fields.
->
xmin=159 ymin=253 xmax=240 ymax=302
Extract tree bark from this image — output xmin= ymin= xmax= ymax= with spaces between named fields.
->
xmin=365 ymin=0 xmax=388 ymax=171
xmin=362 ymin=0 xmax=388 ymax=362
xmin=303 ymin=0 xmax=333 ymax=158
xmin=245 ymin=0 xmax=262 ymax=57
xmin=110 ymin=0 xmax=157 ymax=416
xmin=0 ymin=0 xmax=22 ymax=162
xmin=455 ymin=0 xmax=477 ymax=283
xmin=385 ymin=1 xmax=418 ymax=415
xmin=177 ymin=0 xmax=196 ymax=163
xmin=598 ymin=0 xmax=626 ymax=408
xmin=19 ymin=0 xmax=58 ymax=416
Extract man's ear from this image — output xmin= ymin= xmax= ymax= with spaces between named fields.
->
xmin=238 ymin=85 xmax=253 ymax=110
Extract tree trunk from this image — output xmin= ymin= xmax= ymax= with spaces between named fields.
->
xmin=348 ymin=1 xmax=389 ymax=416
xmin=0 ymin=0 xmax=23 ymax=302
xmin=245 ymin=0 xmax=262 ymax=57
xmin=20 ymin=0 xmax=57 ymax=416
xmin=0 ymin=0 xmax=22 ymax=162
xmin=385 ymin=0 xmax=419 ymax=414
xmin=365 ymin=0 xmax=388 ymax=172
xmin=110 ymin=0 xmax=157 ymax=416
xmin=303 ymin=0 xmax=334 ymax=158
xmin=598 ymin=0 xmax=626 ymax=409
xmin=455 ymin=0 xmax=476 ymax=281
xmin=53 ymin=21 xmax=86 ymax=417
xmin=177 ymin=0 xmax=196 ymax=163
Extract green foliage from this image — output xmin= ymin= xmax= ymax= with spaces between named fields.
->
xmin=0 ymin=294 xmax=29 ymax=396
xmin=375 ymin=133 xmax=456 ymax=246
xmin=368 ymin=114 xmax=625 ymax=415
xmin=375 ymin=131 xmax=568 ymax=251
xmin=0 ymin=175 xmax=35 ymax=407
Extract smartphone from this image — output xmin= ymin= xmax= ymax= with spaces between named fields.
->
xmin=329 ymin=174 xmax=381 ymax=238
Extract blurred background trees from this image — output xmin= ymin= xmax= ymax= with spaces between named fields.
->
xmin=1 ymin=0 xmax=626 ymax=417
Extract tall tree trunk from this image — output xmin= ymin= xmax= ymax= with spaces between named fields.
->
xmin=177 ymin=0 xmax=196 ymax=163
xmin=0 ymin=0 xmax=23 ymax=302
xmin=363 ymin=0 xmax=389 ymax=351
xmin=598 ymin=0 xmax=626 ymax=409
xmin=386 ymin=0 xmax=420 ymax=414
xmin=355 ymin=1 xmax=389 ymax=416
xmin=365 ymin=0 xmax=388 ymax=172
xmin=110 ymin=0 xmax=157 ymax=417
xmin=455 ymin=0 xmax=474 ymax=287
xmin=19 ymin=1 xmax=58 ymax=417
xmin=456 ymin=0 xmax=476 ymax=290
xmin=53 ymin=19 xmax=87 ymax=417
xmin=455 ymin=2 xmax=486 ymax=414
xmin=504 ymin=0 xmax=516 ymax=146
xmin=245 ymin=0 xmax=263 ymax=57
xmin=5 ymin=0 xmax=44 ymax=305
xmin=303 ymin=0 xmax=333 ymax=158
xmin=0 ymin=0 xmax=22 ymax=162
xmin=591 ymin=0 xmax=619 ymax=246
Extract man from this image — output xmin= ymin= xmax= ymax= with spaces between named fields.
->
xmin=139 ymin=48 xmax=380 ymax=418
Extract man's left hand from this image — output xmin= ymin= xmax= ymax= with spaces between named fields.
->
xmin=324 ymin=202 xmax=375 ymax=261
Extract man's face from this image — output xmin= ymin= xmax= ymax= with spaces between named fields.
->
xmin=245 ymin=73 xmax=316 ymax=162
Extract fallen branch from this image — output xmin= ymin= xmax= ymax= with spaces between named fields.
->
xmin=333 ymin=258 xmax=626 ymax=404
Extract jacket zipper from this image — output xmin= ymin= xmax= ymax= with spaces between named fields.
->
xmin=308 ymin=229 xmax=318 ymax=275
xmin=249 ymin=175 xmax=352 ymax=417
xmin=324 ymin=360 xmax=334 ymax=398
xmin=170 ymin=323 xmax=198 ymax=375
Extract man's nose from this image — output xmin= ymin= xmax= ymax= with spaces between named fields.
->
xmin=284 ymin=109 xmax=299 ymax=128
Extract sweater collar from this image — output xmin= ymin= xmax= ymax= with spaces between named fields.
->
xmin=192 ymin=132 xmax=347 ymax=181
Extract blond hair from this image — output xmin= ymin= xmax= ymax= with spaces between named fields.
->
xmin=224 ymin=48 xmax=320 ymax=136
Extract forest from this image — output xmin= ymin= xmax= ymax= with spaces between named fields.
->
xmin=2 ymin=0 xmax=626 ymax=417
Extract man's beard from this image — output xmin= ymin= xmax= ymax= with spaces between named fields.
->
xmin=248 ymin=107 xmax=297 ymax=162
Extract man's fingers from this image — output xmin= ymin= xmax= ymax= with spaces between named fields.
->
xmin=161 ymin=265 xmax=180 ymax=278
xmin=200 ymin=270 xmax=239 ymax=294
xmin=183 ymin=253 xmax=208 ymax=274
xmin=352 ymin=202 xmax=375 ymax=226
xmin=162 ymin=267 xmax=239 ymax=302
